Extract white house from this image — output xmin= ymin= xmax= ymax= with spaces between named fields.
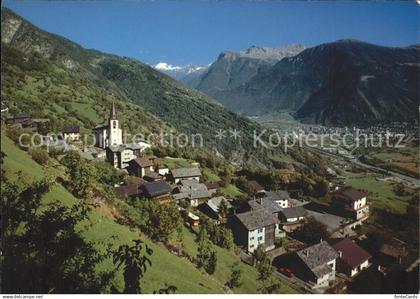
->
xmin=332 ymin=238 xmax=371 ymax=277
xmin=331 ymin=187 xmax=369 ymax=221
xmin=62 ymin=125 xmax=80 ymax=141
xmin=293 ymin=241 xmax=339 ymax=289
xmin=230 ymin=209 xmax=276 ymax=253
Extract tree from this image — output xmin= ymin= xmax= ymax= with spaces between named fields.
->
xmin=257 ymin=258 xmax=273 ymax=281
xmin=217 ymin=199 xmax=229 ymax=219
xmin=253 ymin=244 xmax=266 ymax=265
xmin=2 ymin=176 xmax=114 ymax=293
xmin=218 ymin=227 xmax=234 ymax=250
xmin=94 ymin=161 xmax=125 ymax=185
xmin=207 ymin=251 xmax=217 ymax=275
xmin=259 ymin=276 xmax=281 ymax=294
xmin=235 ymin=176 xmax=256 ymax=196
xmin=29 ymin=147 xmax=49 ymax=165
xmin=197 ymin=225 xmax=217 ymax=275
xmin=112 ymin=240 xmax=153 ymax=294
xmin=61 ymin=151 xmax=98 ymax=199
xmin=293 ymin=216 xmax=329 ymax=244
xmin=313 ymin=179 xmax=329 ymax=198
xmin=393 ymin=182 xmax=405 ymax=196
xmin=147 ymin=202 xmax=182 ymax=243
xmin=226 ymin=262 xmax=242 ymax=289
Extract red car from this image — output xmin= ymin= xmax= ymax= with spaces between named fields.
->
xmin=279 ymin=267 xmax=295 ymax=278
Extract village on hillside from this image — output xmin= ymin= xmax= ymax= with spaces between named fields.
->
xmin=4 ymin=104 xmax=418 ymax=294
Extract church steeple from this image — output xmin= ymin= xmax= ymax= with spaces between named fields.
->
xmin=110 ymin=102 xmax=117 ymax=120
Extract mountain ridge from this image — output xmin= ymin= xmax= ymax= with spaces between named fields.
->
xmin=191 ymin=38 xmax=419 ymax=126
xmin=186 ymin=44 xmax=306 ymax=103
xmin=1 ymin=7 xmax=283 ymax=166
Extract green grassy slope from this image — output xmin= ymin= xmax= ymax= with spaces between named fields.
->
xmin=1 ymin=134 xmax=222 ymax=293
xmin=344 ymin=172 xmax=411 ymax=214
xmin=2 ymin=134 xmax=298 ymax=293
xmin=1 ymin=8 xmax=289 ymax=166
xmin=179 ymin=226 xmax=298 ymax=294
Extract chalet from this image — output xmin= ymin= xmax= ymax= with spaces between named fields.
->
xmin=378 ymin=243 xmax=407 ymax=267
xmin=203 ymin=181 xmax=220 ymax=194
xmin=142 ymin=181 xmax=172 ymax=204
xmin=93 ymin=103 xmax=123 ymax=148
xmin=229 ymin=209 xmax=276 ymax=253
xmin=170 ymin=167 xmax=201 ymax=183
xmin=6 ymin=112 xmax=31 ymax=125
xmin=263 ymin=190 xmax=290 ymax=208
xmin=291 ymin=241 xmax=339 ymax=289
xmin=249 ymin=180 xmax=265 ymax=193
xmin=114 ymin=183 xmax=144 ymax=199
xmin=106 ymin=143 xmax=142 ymax=169
xmin=173 ymin=180 xmax=213 ymax=207
xmin=200 ymin=196 xmax=232 ymax=221
xmin=331 ymin=187 xmax=369 ymax=222
xmin=332 ymin=238 xmax=371 ymax=277
xmin=143 ymin=170 xmax=163 ymax=182
xmin=128 ymin=157 xmax=154 ymax=178
xmin=279 ymin=206 xmax=306 ymax=232
xmin=248 ymin=197 xmax=281 ymax=214
xmin=248 ymin=198 xmax=284 ymax=237
xmin=6 ymin=113 xmax=50 ymax=131
xmin=155 ymin=163 xmax=169 ymax=176
xmin=62 ymin=125 xmax=80 ymax=141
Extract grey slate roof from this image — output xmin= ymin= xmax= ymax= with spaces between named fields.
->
xmin=207 ymin=196 xmax=232 ymax=213
xmin=280 ymin=206 xmax=306 ymax=219
xmin=133 ymin=157 xmax=153 ymax=168
xmin=171 ymin=167 xmax=201 ymax=178
xmin=93 ymin=122 xmax=109 ymax=130
xmin=108 ymin=143 xmax=142 ymax=153
xmin=143 ymin=181 xmax=172 ymax=198
xmin=235 ymin=209 xmax=277 ymax=231
xmin=190 ymin=189 xmax=213 ymax=199
xmin=173 ymin=180 xmax=212 ymax=200
xmin=296 ymin=242 xmax=339 ymax=278
xmin=248 ymin=199 xmax=282 ymax=214
xmin=264 ymin=190 xmax=290 ymax=202
xmin=63 ymin=125 xmax=80 ymax=133
xmin=6 ymin=112 xmax=30 ymax=119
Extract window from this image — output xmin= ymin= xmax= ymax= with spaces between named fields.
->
xmin=113 ymin=121 xmax=116 ymax=129
xmin=250 ymin=237 xmax=254 ymax=241
xmin=258 ymin=236 xmax=263 ymax=242
xmin=258 ymin=228 xmax=263 ymax=233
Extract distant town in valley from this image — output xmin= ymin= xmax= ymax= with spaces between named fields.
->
xmin=1 ymin=3 xmax=418 ymax=296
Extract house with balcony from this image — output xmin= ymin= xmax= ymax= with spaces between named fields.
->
xmin=330 ymin=187 xmax=369 ymax=222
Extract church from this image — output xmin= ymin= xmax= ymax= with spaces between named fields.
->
xmin=93 ymin=103 xmax=123 ymax=148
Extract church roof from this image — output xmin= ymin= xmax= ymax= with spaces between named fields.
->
xmin=93 ymin=122 xmax=109 ymax=130
xmin=110 ymin=103 xmax=117 ymax=120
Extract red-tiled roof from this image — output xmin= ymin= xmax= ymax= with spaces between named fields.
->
xmin=333 ymin=238 xmax=371 ymax=268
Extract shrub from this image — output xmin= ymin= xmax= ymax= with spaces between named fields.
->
xmin=29 ymin=147 xmax=49 ymax=165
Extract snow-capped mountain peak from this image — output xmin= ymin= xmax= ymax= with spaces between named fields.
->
xmin=154 ymin=62 xmax=182 ymax=71
xmin=153 ymin=62 xmax=208 ymax=81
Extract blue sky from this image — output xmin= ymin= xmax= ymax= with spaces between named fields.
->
xmin=3 ymin=1 xmax=420 ymax=66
